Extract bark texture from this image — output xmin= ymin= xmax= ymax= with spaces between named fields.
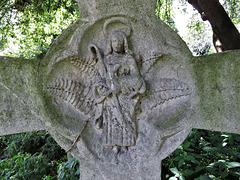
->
xmin=188 ymin=0 xmax=240 ymax=52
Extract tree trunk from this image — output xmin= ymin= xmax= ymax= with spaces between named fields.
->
xmin=188 ymin=0 xmax=240 ymax=52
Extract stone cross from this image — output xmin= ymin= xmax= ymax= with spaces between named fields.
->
xmin=1 ymin=0 xmax=240 ymax=179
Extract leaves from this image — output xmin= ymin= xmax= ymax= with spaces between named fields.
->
xmin=162 ymin=129 xmax=240 ymax=179
xmin=0 ymin=152 xmax=53 ymax=179
xmin=0 ymin=131 xmax=67 ymax=179
xmin=57 ymin=156 xmax=80 ymax=180
xmin=0 ymin=0 xmax=78 ymax=59
xmin=156 ymin=0 xmax=177 ymax=30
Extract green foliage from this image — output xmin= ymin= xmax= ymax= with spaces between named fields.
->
xmin=0 ymin=152 xmax=53 ymax=180
xmin=0 ymin=131 xmax=65 ymax=160
xmin=192 ymin=43 xmax=211 ymax=56
xmin=0 ymin=131 xmax=67 ymax=180
xmin=162 ymin=129 xmax=240 ymax=179
xmin=1 ymin=1 xmax=240 ymax=179
xmin=155 ymin=0 xmax=215 ymax=55
xmin=223 ymin=0 xmax=240 ymax=25
xmin=57 ymin=155 xmax=80 ymax=180
xmin=186 ymin=12 xmax=214 ymax=56
xmin=156 ymin=0 xmax=177 ymax=30
xmin=0 ymin=0 xmax=78 ymax=58
xmin=0 ymin=131 xmax=80 ymax=179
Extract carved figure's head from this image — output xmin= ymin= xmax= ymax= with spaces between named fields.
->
xmin=111 ymin=31 xmax=124 ymax=53
xmin=106 ymin=31 xmax=130 ymax=55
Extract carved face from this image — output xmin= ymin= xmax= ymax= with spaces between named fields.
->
xmin=111 ymin=32 xmax=124 ymax=53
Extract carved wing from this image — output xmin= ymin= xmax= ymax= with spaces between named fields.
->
xmin=140 ymin=78 xmax=192 ymax=130
xmin=140 ymin=53 xmax=163 ymax=76
xmin=46 ymin=45 xmax=105 ymax=117
xmin=47 ymin=78 xmax=95 ymax=115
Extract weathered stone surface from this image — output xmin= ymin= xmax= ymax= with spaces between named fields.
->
xmin=40 ymin=1 xmax=195 ymax=179
xmin=0 ymin=56 xmax=46 ymax=136
xmin=1 ymin=0 xmax=240 ymax=179
xmin=192 ymin=50 xmax=240 ymax=134
xmin=77 ymin=0 xmax=156 ymax=22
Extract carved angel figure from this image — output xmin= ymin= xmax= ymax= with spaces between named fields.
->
xmin=46 ymin=17 xmax=191 ymax=156
xmin=94 ymin=30 xmax=146 ymax=147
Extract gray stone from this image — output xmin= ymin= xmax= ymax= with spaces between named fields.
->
xmin=0 ymin=57 xmax=46 ymax=136
xmin=41 ymin=3 xmax=194 ymax=178
xmin=192 ymin=51 xmax=240 ymax=134
xmin=1 ymin=0 xmax=240 ymax=179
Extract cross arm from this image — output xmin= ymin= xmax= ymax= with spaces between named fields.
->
xmin=192 ymin=50 xmax=240 ymax=134
xmin=0 ymin=56 xmax=46 ymax=136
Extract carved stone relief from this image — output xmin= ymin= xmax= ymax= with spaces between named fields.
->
xmin=1 ymin=0 xmax=240 ymax=179
xmin=43 ymin=15 xmax=194 ymax=177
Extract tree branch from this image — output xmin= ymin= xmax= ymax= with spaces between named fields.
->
xmin=188 ymin=0 xmax=240 ymax=52
xmin=65 ymin=120 xmax=89 ymax=153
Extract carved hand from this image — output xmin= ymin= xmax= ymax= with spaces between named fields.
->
xmin=119 ymin=76 xmax=146 ymax=98
xmin=97 ymin=84 xmax=111 ymax=97
xmin=129 ymin=77 xmax=146 ymax=98
xmin=94 ymin=81 xmax=111 ymax=103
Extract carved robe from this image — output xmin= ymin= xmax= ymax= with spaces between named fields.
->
xmin=102 ymin=52 xmax=144 ymax=147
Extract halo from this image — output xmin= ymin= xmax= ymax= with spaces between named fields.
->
xmin=103 ymin=17 xmax=132 ymax=37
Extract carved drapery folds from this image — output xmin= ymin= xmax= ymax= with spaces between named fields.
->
xmin=92 ymin=21 xmax=146 ymax=148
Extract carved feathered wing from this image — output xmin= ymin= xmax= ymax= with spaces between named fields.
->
xmin=141 ymin=78 xmax=191 ymax=111
xmin=47 ymin=77 xmax=95 ymax=115
xmin=140 ymin=53 xmax=163 ymax=76
xmin=47 ymin=45 xmax=105 ymax=117
xmin=140 ymin=77 xmax=192 ymax=130
xmin=139 ymin=54 xmax=192 ymax=130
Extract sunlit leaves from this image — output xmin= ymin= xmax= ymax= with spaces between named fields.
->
xmin=156 ymin=0 xmax=177 ymax=30
xmin=223 ymin=0 xmax=240 ymax=25
xmin=0 ymin=0 xmax=78 ymax=59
